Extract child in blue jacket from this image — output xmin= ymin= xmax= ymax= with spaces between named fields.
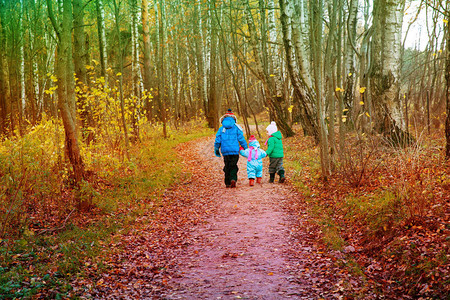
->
xmin=239 ymin=135 xmax=267 ymax=186
xmin=214 ymin=109 xmax=248 ymax=188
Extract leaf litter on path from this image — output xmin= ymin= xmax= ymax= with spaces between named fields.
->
xmin=76 ymin=136 xmax=374 ymax=299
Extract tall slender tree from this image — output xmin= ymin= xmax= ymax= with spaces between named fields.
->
xmin=47 ymin=0 xmax=85 ymax=186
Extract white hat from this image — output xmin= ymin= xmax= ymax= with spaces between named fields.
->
xmin=266 ymin=121 xmax=278 ymax=135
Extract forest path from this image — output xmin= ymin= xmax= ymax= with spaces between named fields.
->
xmin=85 ymin=135 xmax=366 ymax=299
xmin=161 ymin=136 xmax=351 ymax=299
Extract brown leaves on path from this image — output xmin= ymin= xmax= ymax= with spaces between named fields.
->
xmin=74 ymin=136 xmax=369 ymax=299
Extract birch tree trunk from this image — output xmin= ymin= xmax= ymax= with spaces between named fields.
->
xmin=96 ymin=0 xmax=108 ymax=81
xmin=19 ymin=0 xmax=26 ymax=133
xmin=73 ymin=0 xmax=87 ymax=85
xmin=112 ymin=0 xmax=130 ymax=158
xmin=445 ymin=4 xmax=450 ymax=158
xmin=370 ymin=0 xmax=406 ymax=139
xmin=244 ymin=0 xmax=294 ymax=137
xmin=141 ymin=0 xmax=152 ymax=122
xmin=47 ymin=0 xmax=85 ymax=188
xmin=310 ymin=0 xmax=330 ymax=178
xmin=207 ymin=0 xmax=219 ymax=131
xmin=279 ymin=0 xmax=318 ymax=139
xmin=157 ymin=0 xmax=167 ymax=138
xmin=343 ymin=0 xmax=358 ymax=115
xmin=0 ymin=0 xmax=12 ymax=135
xmin=130 ymin=0 xmax=141 ymax=140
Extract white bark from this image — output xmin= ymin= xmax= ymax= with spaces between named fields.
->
xmin=370 ymin=0 xmax=406 ymax=132
xmin=290 ymin=0 xmax=312 ymax=87
xmin=20 ymin=0 xmax=26 ymax=116
xmin=96 ymin=0 xmax=108 ymax=81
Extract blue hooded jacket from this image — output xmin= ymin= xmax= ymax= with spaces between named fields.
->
xmin=239 ymin=139 xmax=267 ymax=179
xmin=214 ymin=116 xmax=248 ymax=156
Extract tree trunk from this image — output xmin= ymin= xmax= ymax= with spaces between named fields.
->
xmin=445 ymin=4 xmax=450 ymax=158
xmin=157 ymin=0 xmax=167 ymax=138
xmin=207 ymin=0 xmax=219 ymax=131
xmin=130 ymin=0 xmax=141 ymax=141
xmin=47 ymin=0 xmax=85 ymax=187
xmin=0 ymin=0 xmax=12 ymax=135
xmin=310 ymin=0 xmax=330 ymax=178
xmin=112 ymin=0 xmax=130 ymax=158
xmin=370 ymin=0 xmax=406 ymax=141
xmin=142 ymin=0 xmax=152 ymax=122
xmin=244 ymin=0 xmax=294 ymax=137
xmin=279 ymin=0 xmax=317 ymax=139
xmin=96 ymin=0 xmax=108 ymax=81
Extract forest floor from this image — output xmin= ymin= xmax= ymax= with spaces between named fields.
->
xmin=75 ymin=136 xmax=380 ymax=299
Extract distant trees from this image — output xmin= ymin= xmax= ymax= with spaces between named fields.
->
xmin=0 ymin=0 xmax=448 ymax=179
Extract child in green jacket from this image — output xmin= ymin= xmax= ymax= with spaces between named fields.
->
xmin=265 ymin=121 xmax=285 ymax=183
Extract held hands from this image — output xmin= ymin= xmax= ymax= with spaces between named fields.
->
xmin=214 ymin=148 xmax=221 ymax=157
xmin=239 ymin=146 xmax=244 ymax=151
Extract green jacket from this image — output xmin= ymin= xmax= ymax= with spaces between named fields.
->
xmin=266 ymin=131 xmax=284 ymax=158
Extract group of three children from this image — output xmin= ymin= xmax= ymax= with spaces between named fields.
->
xmin=214 ymin=109 xmax=285 ymax=188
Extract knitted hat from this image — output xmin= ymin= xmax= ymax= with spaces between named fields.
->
xmin=226 ymin=108 xmax=234 ymax=115
xmin=249 ymin=135 xmax=256 ymax=142
xmin=266 ymin=121 xmax=278 ymax=135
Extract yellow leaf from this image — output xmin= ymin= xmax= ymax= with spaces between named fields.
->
xmin=365 ymin=112 xmax=370 ymax=117
xmin=269 ymin=74 xmax=275 ymax=77
xmin=268 ymin=272 xmax=274 ymax=275
xmin=342 ymin=117 xmax=347 ymax=123
xmin=288 ymin=105 xmax=294 ymax=113
xmin=335 ymin=87 xmax=341 ymax=92
xmin=117 ymin=72 xmax=122 ymax=76
xmin=443 ymin=19 xmax=448 ymax=24
xmin=359 ymin=87 xmax=366 ymax=93
xmin=359 ymin=101 xmax=364 ymax=105
xmin=343 ymin=108 xmax=348 ymax=112
xmin=348 ymin=73 xmax=352 ymax=76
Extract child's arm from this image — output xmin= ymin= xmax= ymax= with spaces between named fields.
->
xmin=237 ymin=128 xmax=248 ymax=149
xmin=214 ymin=128 xmax=222 ymax=157
xmin=239 ymin=147 xmax=249 ymax=157
xmin=259 ymin=149 xmax=267 ymax=159
xmin=266 ymin=137 xmax=274 ymax=156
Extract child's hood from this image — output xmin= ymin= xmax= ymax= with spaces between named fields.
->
xmin=221 ymin=116 xmax=236 ymax=129
xmin=249 ymin=140 xmax=261 ymax=148
xmin=271 ymin=131 xmax=282 ymax=139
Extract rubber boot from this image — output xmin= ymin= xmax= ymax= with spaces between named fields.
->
xmin=269 ymin=173 xmax=275 ymax=183
xmin=278 ymin=170 xmax=286 ymax=183
xmin=230 ymin=180 xmax=236 ymax=188
xmin=256 ymin=177 xmax=262 ymax=184
xmin=249 ymin=178 xmax=255 ymax=186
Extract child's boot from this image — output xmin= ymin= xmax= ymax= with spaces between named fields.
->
xmin=256 ymin=177 xmax=262 ymax=184
xmin=278 ymin=170 xmax=286 ymax=183
xmin=269 ymin=173 xmax=275 ymax=183
xmin=230 ymin=180 xmax=237 ymax=188
xmin=249 ymin=178 xmax=255 ymax=186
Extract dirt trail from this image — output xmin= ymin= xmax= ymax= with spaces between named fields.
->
xmin=86 ymin=136 xmax=368 ymax=299
xmin=161 ymin=138 xmax=353 ymax=299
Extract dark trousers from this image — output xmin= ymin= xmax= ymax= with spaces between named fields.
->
xmin=223 ymin=155 xmax=239 ymax=186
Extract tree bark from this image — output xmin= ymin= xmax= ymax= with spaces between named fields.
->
xmin=279 ymin=0 xmax=318 ymax=139
xmin=445 ymin=4 xmax=450 ymax=158
xmin=141 ymin=0 xmax=152 ymax=122
xmin=207 ymin=0 xmax=219 ymax=131
xmin=370 ymin=0 xmax=406 ymax=139
xmin=47 ymin=0 xmax=85 ymax=186
xmin=96 ymin=0 xmax=108 ymax=81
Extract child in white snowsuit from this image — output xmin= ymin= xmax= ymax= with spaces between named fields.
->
xmin=239 ymin=135 xmax=267 ymax=186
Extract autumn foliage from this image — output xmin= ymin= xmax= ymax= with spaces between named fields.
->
xmin=285 ymin=128 xmax=449 ymax=298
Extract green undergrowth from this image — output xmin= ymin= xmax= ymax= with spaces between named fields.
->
xmin=0 ymin=120 xmax=212 ymax=298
